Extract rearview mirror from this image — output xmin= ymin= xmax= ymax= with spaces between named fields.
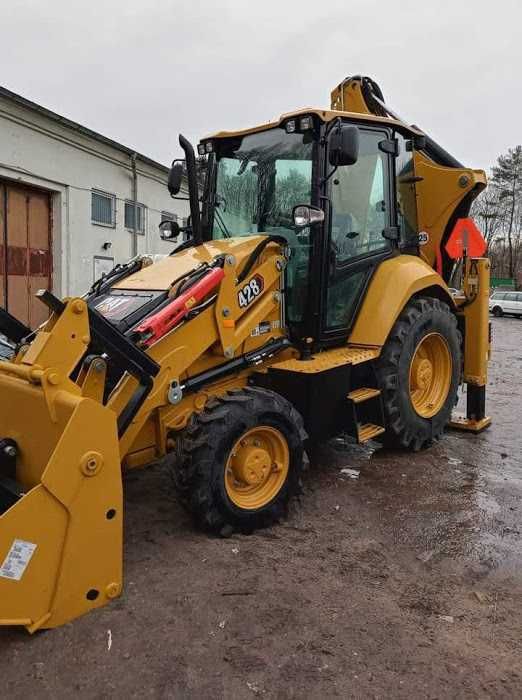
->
xmin=292 ymin=205 xmax=325 ymax=228
xmin=328 ymin=125 xmax=359 ymax=167
xmin=159 ymin=219 xmax=181 ymax=240
xmin=168 ymin=161 xmax=184 ymax=196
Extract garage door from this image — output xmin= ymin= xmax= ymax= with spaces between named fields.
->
xmin=0 ymin=181 xmax=52 ymax=329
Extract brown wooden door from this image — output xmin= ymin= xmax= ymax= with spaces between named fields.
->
xmin=0 ymin=183 xmax=5 ymax=312
xmin=0 ymin=180 xmax=52 ymax=329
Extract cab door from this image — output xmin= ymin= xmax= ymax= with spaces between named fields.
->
xmin=320 ymin=127 xmax=395 ymax=339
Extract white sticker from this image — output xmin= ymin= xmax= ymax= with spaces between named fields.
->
xmin=250 ymin=321 xmax=271 ymax=337
xmin=418 ymin=231 xmax=429 ymax=245
xmin=0 ymin=539 xmax=37 ymax=581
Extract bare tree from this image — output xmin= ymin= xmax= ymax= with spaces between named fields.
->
xmin=491 ymin=145 xmax=522 ymax=279
xmin=472 ymin=187 xmax=504 ymax=246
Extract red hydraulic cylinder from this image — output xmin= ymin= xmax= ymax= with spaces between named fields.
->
xmin=135 ymin=266 xmax=225 ymax=346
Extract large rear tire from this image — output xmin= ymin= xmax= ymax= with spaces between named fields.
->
xmin=170 ymin=387 xmax=306 ymax=534
xmin=376 ymin=296 xmax=461 ymax=451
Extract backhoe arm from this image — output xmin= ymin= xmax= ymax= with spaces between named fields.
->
xmin=330 ymin=75 xmax=487 ymax=279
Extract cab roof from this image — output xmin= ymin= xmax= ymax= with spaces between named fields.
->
xmin=204 ymin=107 xmax=423 ymax=142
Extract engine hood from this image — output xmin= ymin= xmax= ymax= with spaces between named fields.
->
xmin=113 ymin=236 xmax=266 ymax=291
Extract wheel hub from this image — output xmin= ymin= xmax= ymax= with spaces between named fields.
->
xmin=230 ymin=444 xmax=272 ymax=485
xmin=409 ymin=332 xmax=452 ymax=419
xmin=414 ymin=358 xmax=433 ymax=390
xmin=225 ymin=426 xmax=289 ymax=510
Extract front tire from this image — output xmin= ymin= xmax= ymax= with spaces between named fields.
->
xmin=171 ymin=387 xmax=306 ymax=533
xmin=376 ymin=296 xmax=461 ymax=451
xmin=492 ymin=306 xmax=503 ymax=317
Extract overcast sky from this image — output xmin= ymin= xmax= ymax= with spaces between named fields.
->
xmin=1 ymin=0 xmax=520 ymax=171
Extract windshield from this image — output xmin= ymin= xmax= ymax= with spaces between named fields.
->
xmin=211 ymin=127 xmax=314 ymax=240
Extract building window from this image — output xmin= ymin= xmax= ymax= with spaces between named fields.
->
xmin=92 ymin=190 xmax=116 ymax=227
xmin=125 ymin=201 xmax=146 ymax=234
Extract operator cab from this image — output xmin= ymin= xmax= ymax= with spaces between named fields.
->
xmin=168 ymin=109 xmax=421 ymax=351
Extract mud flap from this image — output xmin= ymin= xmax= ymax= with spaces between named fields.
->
xmin=0 ymin=398 xmax=123 ymax=632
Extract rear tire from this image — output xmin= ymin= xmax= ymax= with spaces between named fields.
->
xmin=376 ymin=296 xmax=461 ymax=451
xmin=170 ymin=387 xmax=306 ymax=534
xmin=492 ymin=306 xmax=503 ymax=317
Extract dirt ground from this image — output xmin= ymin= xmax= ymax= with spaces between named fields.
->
xmin=1 ymin=316 xmax=521 ymax=699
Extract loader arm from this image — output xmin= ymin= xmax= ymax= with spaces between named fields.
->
xmin=0 ymin=239 xmax=288 ymax=631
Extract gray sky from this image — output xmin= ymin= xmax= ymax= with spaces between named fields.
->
xmin=1 ymin=0 xmax=520 ymax=171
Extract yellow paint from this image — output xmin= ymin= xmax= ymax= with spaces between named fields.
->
xmin=205 ymin=106 xmax=420 ymax=142
xmin=414 ymin=152 xmax=486 ymax=268
xmin=224 ymin=426 xmax=289 ymax=510
xmin=79 ymin=359 xmax=107 ymax=403
xmin=113 ymin=237 xmax=265 ymax=291
xmin=349 ymin=256 xmax=452 ymax=347
xmin=409 ymin=333 xmax=452 ymax=418
xmin=0 ymin=397 xmax=122 ymax=631
xmin=0 ymin=74 xmax=493 ymax=632
xmin=460 ymin=257 xmax=490 ymax=386
xmin=448 ymin=415 xmax=492 ymax=432
xmin=330 ymin=77 xmax=373 ymax=114
xmin=270 ymin=346 xmax=380 ymax=373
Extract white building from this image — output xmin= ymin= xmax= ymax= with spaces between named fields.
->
xmin=0 ymin=85 xmax=189 ymax=328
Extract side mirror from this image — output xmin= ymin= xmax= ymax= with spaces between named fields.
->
xmin=328 ymin=125 xmax=359 ymax=167
xmin=159 ymin=219 xmax=181 ymax=240
xmin=168 ymin=161 xmax=184 ymax=196
xmin=292 ymin=205 xmax=325 ymax=228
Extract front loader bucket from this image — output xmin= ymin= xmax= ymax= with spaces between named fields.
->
xmin=0 ymin=376 xmax=123 ymax=631
xmin=0 ymin=298 xmax=125 ymax=632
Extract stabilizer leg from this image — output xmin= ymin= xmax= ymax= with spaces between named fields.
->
xmin=449 ymin=384 xmax=491 ymax=433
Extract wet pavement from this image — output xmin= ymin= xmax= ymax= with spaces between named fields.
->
xmin=0 ymin=316 xmax=521 ymax=698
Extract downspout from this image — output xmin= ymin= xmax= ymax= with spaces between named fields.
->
xmin=131 ymin=153 xmax=138 ymax=257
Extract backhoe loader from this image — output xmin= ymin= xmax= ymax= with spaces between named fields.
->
xmin=0 ymin=75 xmax=491 ymax=631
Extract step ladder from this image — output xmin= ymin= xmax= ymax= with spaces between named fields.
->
xmin=347 ymin=387 xmax=385 ymax=444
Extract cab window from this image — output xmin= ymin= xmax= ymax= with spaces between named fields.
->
xmin=325 ymin=128 xmax=391 ymax=330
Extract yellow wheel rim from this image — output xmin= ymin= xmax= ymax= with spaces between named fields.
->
xmin=225 ymin=426 xmax=289 ymax=510
xmin=409 ymin=332 xmax=452 ymax=418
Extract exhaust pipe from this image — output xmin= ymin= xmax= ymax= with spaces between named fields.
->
xmin=178 ymin=134 xmax=202 ymax=245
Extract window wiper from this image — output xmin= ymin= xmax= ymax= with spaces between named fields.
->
xmin=237 ymin=157 xmax=251 ymax=176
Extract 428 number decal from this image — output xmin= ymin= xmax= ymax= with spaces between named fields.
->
xmin=237 ymin=274 xmax=264 ymax=309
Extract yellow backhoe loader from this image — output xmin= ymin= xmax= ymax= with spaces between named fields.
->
xmin=0 ymin=75 xmax=491 ymax=631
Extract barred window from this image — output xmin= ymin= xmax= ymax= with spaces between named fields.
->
xmin=125 ymin=201 xmax=146 ymax=234
xmin=91 ymin=190 xmax=116 ymax=227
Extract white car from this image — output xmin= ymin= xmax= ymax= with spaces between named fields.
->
xmin=489 ymin=290 xmax=522 ymax=318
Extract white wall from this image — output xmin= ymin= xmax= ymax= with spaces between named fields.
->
xmin=0 ymin=94 xmax=190 ymax=296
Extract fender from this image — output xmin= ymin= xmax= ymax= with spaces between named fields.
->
xmin=349 ymin=255 xmax=454 ymax=347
